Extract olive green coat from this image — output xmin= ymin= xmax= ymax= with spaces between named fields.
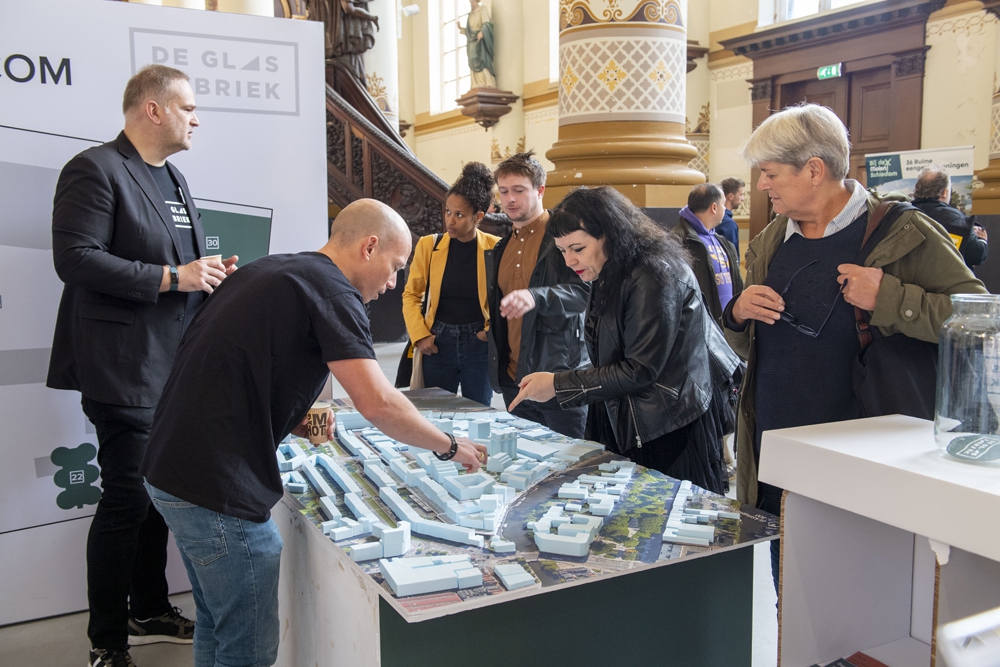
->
xmin=725 ymin=192 xmax=987 ymax=507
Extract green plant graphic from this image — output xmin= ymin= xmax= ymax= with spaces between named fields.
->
xmin=51 ymin=443 xmax=101 ymax=509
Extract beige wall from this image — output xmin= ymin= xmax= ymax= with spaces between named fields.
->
xmin=922 ymin=3 xmax=998 ymax=171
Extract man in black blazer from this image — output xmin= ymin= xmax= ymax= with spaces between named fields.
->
xmin=47 ymin=65 xmax=237 ymax=667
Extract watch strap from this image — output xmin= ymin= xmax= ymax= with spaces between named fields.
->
xmin=168 ymin=266 xmax=179 ymax=291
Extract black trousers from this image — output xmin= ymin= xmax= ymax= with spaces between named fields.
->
xmin=500 ymin=385 xmax=587 ymax=439
xmin=81 ymin=397 xmax=172 ymax=650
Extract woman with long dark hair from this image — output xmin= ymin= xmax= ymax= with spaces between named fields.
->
xmin=509 ymin=186 xmax=741 ymax=493
xmin=402 ymin=162 xmax=500 ymax=405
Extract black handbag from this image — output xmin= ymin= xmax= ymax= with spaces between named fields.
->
xmin=852 ymin=201 xmax=938 ymax=420
xmin=394 ymin=234 xmax=443 ymax=388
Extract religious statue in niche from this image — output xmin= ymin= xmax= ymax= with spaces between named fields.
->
xmin=454 ymin=0 xmax=517 ymax=129
xmin=308 ymin=0 xmax=380 ymax=84
xmin=460 ymin=0 xmax=495 ymax=90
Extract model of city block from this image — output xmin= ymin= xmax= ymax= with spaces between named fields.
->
xmin=277 ymin=407 xmax=777 ymax=613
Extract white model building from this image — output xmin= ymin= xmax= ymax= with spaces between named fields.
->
xmin=379 ymin=555 xmax=482 ymax=597
xmin=486 ymin=452 xmax=513 ymax=473
xmin=488 ymin=428 xmax=518 ymax=458
xmin=528 ymin=505 xmax=604 ymax=557
xmin=468 ymin=419 xmax=491 ymax=441
xmin=662 ymin=480 xmax=717 ymax=546
xmin=516 ymin=439 xmax=558 ymax=461
xmin=314 ymin=454 xmax=362 ymax=495
xmin=490 ymin=537 xmax=516 ymax=553
xmin=442 ymin=471 xmax=494 ymax=500
xmin=558 ymin=481 xmax=589 ymax=500
xmin=277 ymin=441 xmax=307 ymax=472
xmin=300 ymin=459 xmax=337 ymax=498
xmin=429 ymin=417 xmax=454 ymax=435
xmin=493 ymin=563 xmax=535 ymax=591
xmin=349 ymin=521 xmax=412 ymax=562
xmin=281 ymin=470 xmax=307 ymax=494
xmin=363 ymin=460 xmax=398 ymax=490
xmin=379 ymin=486 xmax=485 ymax=547
xmin=389 ymin=456 xmax=428 ymax=486
xmin=336 ymin=410 xmax=372 ymax=430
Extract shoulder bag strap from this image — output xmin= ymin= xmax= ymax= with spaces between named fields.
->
xmin=853 ymin=201 xmax=909 ymax=350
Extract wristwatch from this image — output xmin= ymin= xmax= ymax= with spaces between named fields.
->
xmin=168 ymin=266 xmax=179 ymax=291
xmin=434 ymin=433 xmax=458 ymax=461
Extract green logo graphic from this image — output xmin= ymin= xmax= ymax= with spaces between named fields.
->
xmin=51 ymin=443 xmax=101 ymax=509
xmin=946 ymin=435 xmax=1000 ymax=462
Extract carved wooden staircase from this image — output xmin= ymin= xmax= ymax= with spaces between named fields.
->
xmin=324 ymin=63 xmax=508 ymax=341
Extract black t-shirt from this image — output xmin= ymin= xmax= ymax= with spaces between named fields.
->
xmin=435 ymin=237 xmax=484 ymax=326
xmin=147 ymin=163 xmax=203 ymax=328
xmin=140 ymin=252 xmax=376 ymax=522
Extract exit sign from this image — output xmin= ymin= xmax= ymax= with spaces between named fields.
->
xmin=817 ymin=63 xmax=843 ymax=80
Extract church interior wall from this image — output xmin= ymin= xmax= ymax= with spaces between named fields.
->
xmin=921 ymin=2 xmax=997 ymax=171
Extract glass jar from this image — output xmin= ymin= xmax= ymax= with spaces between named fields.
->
xmin=935 ymin=294 xmax=1000 ymax=463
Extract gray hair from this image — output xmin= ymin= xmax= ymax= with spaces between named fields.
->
xmin=742 ymin=103 xmax=851 ymax=181
xmin=914 ymin=166 xmax=950 ymax=200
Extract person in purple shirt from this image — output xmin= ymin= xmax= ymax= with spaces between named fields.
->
xmin=671 ymin=183 xmax=744 ymax=325
xmin=718 ymin=177 xmax=745 ymax=253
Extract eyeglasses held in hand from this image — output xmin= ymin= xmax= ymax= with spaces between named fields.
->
xmin=778 ymin=259 xmax=844 ymax=338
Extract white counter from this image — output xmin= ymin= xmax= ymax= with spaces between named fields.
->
xmin=759 ymin=415 xmax=1000 ymax=562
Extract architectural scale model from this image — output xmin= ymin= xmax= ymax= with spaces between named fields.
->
xmin=277 ymin=404 xmax=778 ymax=616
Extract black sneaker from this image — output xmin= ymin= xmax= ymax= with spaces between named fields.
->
xmin=127 ymin=606 xmax=194 ymax=645
xmin=88 ymin=647 xmax=137 ymax=667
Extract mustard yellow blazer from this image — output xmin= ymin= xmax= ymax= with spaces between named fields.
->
xmin=402 ymin=228 xmax=501 ymax=343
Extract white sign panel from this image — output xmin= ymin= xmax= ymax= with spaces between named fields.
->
xmin=0 ymin=0 xmax=326 ymax=624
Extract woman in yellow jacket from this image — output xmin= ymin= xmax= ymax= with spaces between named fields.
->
xmin=402 ymin=162 xmax=500 ymax=405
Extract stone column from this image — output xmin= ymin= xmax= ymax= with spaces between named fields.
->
xmin=361 ymin=0 xmax=400 ymax=130
xmin=973 ymin=6 xmax=1000 ymax=213
xmin=544 ymin=0 xmax=703 ymax=208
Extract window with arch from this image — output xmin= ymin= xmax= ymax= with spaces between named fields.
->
xmin=430 ymin=0 xmax=472 ymax=114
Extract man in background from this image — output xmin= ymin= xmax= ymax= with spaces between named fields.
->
xmin=47 ymin=65 xmax=237 ymax=667
xmin=485 ymin=151 xmax=590 ymax=438
xmin=718 ymin=176 xmax=745 ymax=254
xmin=671 ymin=183 xmax=743 ymax=326
xmin=912 ymin=166 xmax=988 ymax=270
xmin=141 ymin=199 xmax=486 ymax=667
xmin=672 ymin=183 xmax=743 ymax=484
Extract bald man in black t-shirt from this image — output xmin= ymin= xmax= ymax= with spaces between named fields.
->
xmin=141 ymin=199 xmax=486 ymax=667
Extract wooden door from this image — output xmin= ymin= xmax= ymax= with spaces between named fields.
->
xmin=848 ymin=67 xmax=892 ymax=183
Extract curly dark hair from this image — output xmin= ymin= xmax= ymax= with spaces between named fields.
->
xmin=447 ymin=162 xmax=495 ymax=214
xmin=549 ymin=186 xmax=690 ymax=311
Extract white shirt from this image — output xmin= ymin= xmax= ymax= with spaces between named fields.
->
xmin=784 ymin=179 xmax=869 ymax=242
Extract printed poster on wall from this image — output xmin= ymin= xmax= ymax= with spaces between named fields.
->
xmin=865 ymin=146 xmax=975 ymax=213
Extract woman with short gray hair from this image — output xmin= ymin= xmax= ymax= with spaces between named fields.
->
xmin=723 ymin=103 xmax=985 ymax=590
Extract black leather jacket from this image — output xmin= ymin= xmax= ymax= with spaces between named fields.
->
xmin=484 ymin=227 xmax=590 ymax=392
xmin=553 ymin=260 xmax=741 ymax=453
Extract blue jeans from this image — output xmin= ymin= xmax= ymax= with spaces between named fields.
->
xmin=422 ymin=321 xmax=493 ymax=406
xmin=145 ymin=483 xmax=282 ymax=667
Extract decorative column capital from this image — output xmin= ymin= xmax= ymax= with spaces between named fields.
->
xmin=750 ymin=80 xmax=772 ymax=103
xmin=893 ymin=48 xmax=928 ymax=78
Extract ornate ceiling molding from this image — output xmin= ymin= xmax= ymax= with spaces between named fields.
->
xmin=559 ymin=0 xmax=684 ymax=30
xmin=720 ymin=0 xmax=945 ymax=60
